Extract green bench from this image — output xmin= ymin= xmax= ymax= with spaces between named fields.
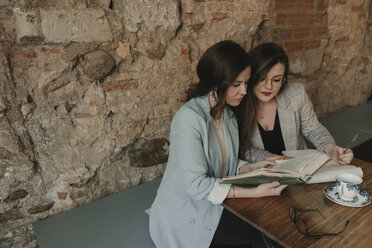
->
xmin=33 ymin=178 xmax=160 ymax=248
xmin=320 ymin=101 xmax=372 ymax=162
xmin=320 ymin=101 xmax=372 ymax=148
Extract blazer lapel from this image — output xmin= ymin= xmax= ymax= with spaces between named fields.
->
xmin=277 ymin=92 xmax=298 ymax=150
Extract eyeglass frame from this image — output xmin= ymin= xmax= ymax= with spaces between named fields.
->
xmin=289 ymin=201 xmax=350 ymax=237
xmin=257 ymin=75 xmax=286 ymax=88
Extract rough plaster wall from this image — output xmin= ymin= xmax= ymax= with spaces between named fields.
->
xmin=0 ymin=0 xmax=371 ymax=247
xmin=313 ymin=0 xmax=372 ymax=116
xmin=0 ymin=0 xmax=273 ymax=247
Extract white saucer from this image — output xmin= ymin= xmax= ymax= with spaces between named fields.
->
xmin=324 ymin=184 xmax=371 ymax=207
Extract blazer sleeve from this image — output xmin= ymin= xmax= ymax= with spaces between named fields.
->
xmin=170 ymin=107 xmax=217 ymax=201
xmin=295 ymin=84 xmax=335 ymax=152
xmin=243 ymin=145 xmax=275 ymax=163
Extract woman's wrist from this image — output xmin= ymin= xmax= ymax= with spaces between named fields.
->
xmin=228 ymin=183 xmax=287 ymax=199
xmin=233 ymin=185 xmax=258 ymax=198
xmin=324 ymin=143 xmax=336 ymax=156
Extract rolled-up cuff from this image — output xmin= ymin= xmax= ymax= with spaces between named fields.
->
xmin=207 ymin=178 xmax=231 ymax=205
xmin=237 ymin=159 xmax=249 ymax=175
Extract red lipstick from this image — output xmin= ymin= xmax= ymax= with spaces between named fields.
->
xmin=261 ymin=92 xmax=271 ymax=96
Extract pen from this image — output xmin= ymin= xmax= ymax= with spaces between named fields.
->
xmin=344 ymin=134 xmax=358 ymax=154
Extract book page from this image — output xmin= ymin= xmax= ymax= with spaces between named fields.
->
xmin=299 ymin=154 xmax=329 ymax=178
xmin=275 ymin=153 xmax=322 ymax=175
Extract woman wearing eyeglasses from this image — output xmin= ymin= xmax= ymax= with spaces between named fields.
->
xmin=237 ymin=42 xmax=353 ymax=165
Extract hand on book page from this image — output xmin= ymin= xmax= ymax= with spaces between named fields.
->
xmin=222 ymin=152 xmax=330 ymax=185
xmin=248 ymin=160 xmax=278 ymax=171
xmin=239 ymin=159 xmax=280 ymax=175
xmin=264 ymin=155 xmax=287 ymax=162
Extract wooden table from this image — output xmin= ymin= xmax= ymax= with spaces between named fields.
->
xmin=223 ymin=159 xmax=372 ymax=248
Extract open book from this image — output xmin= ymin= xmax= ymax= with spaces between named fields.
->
xmin=222 ymin=149 xmax=363 ymax=185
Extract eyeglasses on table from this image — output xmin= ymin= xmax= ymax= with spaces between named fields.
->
xmin=289 ymin=201 xmax=350 ymax=237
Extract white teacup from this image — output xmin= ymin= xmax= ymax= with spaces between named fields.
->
xmin=336 ymin=173 xmax=363 ymax=201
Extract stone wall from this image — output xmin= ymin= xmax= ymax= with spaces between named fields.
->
xmin=0 ymin=0 xmax=371 ymax=247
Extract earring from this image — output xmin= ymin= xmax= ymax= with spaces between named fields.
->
xmin=209 ymin=90 xmax=218 ymax=101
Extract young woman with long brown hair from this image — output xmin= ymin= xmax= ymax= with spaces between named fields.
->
xmin=237 ymin=42 xmax=353 ymax=165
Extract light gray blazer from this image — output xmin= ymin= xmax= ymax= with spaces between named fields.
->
xmin=149 ymin=96 xmax=239 ymax=248
xmin=244 ymin=83 xmax=335 ymax=163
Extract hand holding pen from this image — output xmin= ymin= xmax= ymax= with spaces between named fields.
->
xmin=344 ymin=134 xmax=358 ymax=154
xmin=325 ymin=134 xmax=357 ymax=165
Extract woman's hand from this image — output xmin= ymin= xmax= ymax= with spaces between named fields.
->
xmin=239 ymin=160 xmax=278 ymax=174
xmin=325 ymin=144 xmax=354 ymax=165
xmin=251 ymin=160 xmax=278 ymax=170
xmin=253 ymin=182 xmax=287 ymax=197
xmin=264 ymin=155 xmax=286 ymax=162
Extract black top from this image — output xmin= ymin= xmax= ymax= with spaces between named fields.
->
xmin=257 ymin=110 xmax=286 ymax=155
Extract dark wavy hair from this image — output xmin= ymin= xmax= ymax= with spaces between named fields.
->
xmin=249 ymin=42 xmax=289 ymax=91
xmin=185 ymin=40 xmax=251 ymax=118
xmin=237 ymin=42 xmax=289 ymax=158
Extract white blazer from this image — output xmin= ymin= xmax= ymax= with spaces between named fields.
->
xmin=244 ymin=83 xmax=335 ymax=162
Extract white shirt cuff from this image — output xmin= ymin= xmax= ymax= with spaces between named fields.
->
xmin=237 ymin=159 xmax=249 ymax=175
xmin=207 ymin=178 xmax=231 ymax=205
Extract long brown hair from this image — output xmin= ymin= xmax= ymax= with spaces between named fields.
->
xmin=186 ymin=40 xmax=250 ymax=119
xmin=237 ymin=42 xmax=289 ymax=158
